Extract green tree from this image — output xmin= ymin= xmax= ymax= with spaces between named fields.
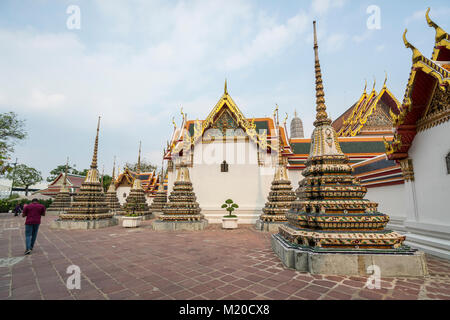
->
xmin=125 ymin=160 xmax=157 ymax=173
xmin=0 ymin=112 xmax=27 ymax=175
xmin=7 ymin=164 xmax=43 ymax=196
xmin=102 ymin=174 xmax=112 ymax=192
xmin=221 ymin=199 xmax=239 ymax=217
xmin=47 ymin=164 xmax=83 ymax=182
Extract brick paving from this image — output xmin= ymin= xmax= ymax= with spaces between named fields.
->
xmin=1 ymin=213 xmax=449 ymax=300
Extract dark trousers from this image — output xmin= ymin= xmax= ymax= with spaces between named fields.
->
xmin=25 ymin=224 xmax=40 ymax=251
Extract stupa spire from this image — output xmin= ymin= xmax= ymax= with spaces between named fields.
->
xmin=313 ymin=21 xmax=331 ymax=127
xmin=62 ymin=157 xmax=69 ymax=188
xmin=137 ymin=141 xmax=141 ymax=174
xmin=91 ymin=116 xmax=101 ymax=169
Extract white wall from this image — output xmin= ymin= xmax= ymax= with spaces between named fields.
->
xmin=116 ymin=186 xmax=130 ymax=205
xmin=409 ymin=121 xmax=450 ymax=225
xmin=365 ymin=184 xmax=406 ymax=231
xmin=403 ymin=121 xmax=450 ymax=259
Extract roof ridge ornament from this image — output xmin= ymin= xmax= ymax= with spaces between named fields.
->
xmin=312 ymin=21 xmax=331 ymax=127
xmin=403 ymin=29 xmax=422 ymax=62
xmin=372 ymin=76 xmax=376 ymax=92
xmin=224 ymin=79 xmax=228 ymax=95
xmin=426 ymin=7 xmax=447 ymax=43
xmin=364 ymin=79 xmax=367 ymax=94
xmin=383 ymin=71 xmax=388 ymax=89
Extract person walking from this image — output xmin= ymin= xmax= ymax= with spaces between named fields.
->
xmin=13 ymin=203 xmax=22 ymax=216
xmin=22 ymin=199 xmax=46 ymax=255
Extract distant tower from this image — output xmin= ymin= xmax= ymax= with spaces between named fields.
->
xmin=290 ymin=110 xmax=304 ymax=138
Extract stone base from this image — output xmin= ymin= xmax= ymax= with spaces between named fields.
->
xmin=46 ymin=210 xmax=65 ymax=216
xmin=271 ymin=234 xmax=428 ymax=277
xmin=151 ymin=211 xmax=163 ymax=218
xmin=50 ymin=218 xmax=118 ymax=230
xmin=142 ymin=214 xmax=154 ymax=221
xmin=152 ymin=219 xmax=208 ymax=231
xmin=255 ymin=219 xmax=287 ymax=232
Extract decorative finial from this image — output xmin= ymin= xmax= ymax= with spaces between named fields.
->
xmin=63 ymin=157 xmax=69 ymax=187
xmin=426 ymin=8 xmax=447 ymax=42
xmin=403 ymin=29 xmax=422 ymax=61
xmin=363 ymin=79 xmax=367 ymax=94
xmin=172 ymin=116 xmax=177 ymax=129
xmin=274 ymin=104 xmax=279 ymax=126
xmin=372 ymin=76 xmax=376 ymax=92
xmin=224 ymin=79 xmax=228 ymax=94
xmin=283 ymin=112 xmax=288 ymax=126
xmin=383 ymin=71 xmax=388 ymax=89
xmin=137 ymin=141 xmax=142 ymax=174
xmin=312 ymin=21 xmax=331 ymax=127
xmin=294 ymin=109 xmax=298 ymax=118
xmin=112 ymin=156 xmax=116 ymax=181
xmin=180 ymin=106 xmax=186 ymax=123
xmin=91 ymin=116 xmax=101 ymax=169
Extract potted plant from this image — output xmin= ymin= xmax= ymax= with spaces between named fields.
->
xmin=221 ymin=199 xmax=239 ymax=229
xmin=122 ymin=198 xmax=144 ymax=228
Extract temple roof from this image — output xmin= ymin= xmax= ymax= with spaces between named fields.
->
xmin=333 ymin=80 xmax=401 ymax=137
xmin=164 ymin=84 xmax=290 ymax=160
xmin=385 ymin=9 xmax=450 ymax=160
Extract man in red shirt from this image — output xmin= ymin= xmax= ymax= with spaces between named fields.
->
xmin=22 ymin=198 xmax=46 ymax=255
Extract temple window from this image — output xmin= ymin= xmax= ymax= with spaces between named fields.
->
xmin=221 ymin=160 xmax=229 ymax=172
xmin=446 ymin=152 xmax=450 ymax=174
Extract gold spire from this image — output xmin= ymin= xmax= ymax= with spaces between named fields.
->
xmin=383 ymin=72 xmax=388 ymax=89
xmin=172 ymin=116 xmax=177 ymax=129
xmin=224 ymin=79 xmax=228 ymax=95
xmin=363 ymin=79 xmax=367 ymax=94
xmin=426 ymin=7 xmax=447 ymax=42
xmin=91 ymin=116 xmax=101 ymax=169
xmin=137 ymin=141 xmax=141 ymax=174
xmin=313 ymin=21 xmax=331 ymax=127
xmin=294 ymin=109 xmax=298 ymax=118
xmin=63 ymin=157 xmax=69 ymax=187
xmin=372 ymin=77 xmax=376 ymax=92
xmin=112 ymin=156 xmax=116 ymax=181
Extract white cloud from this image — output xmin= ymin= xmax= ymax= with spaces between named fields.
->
xmin=224 ymin=11 xmax=310 ymax=70
xmin=310 ymin=0 xmax=347 ymax=16
xmin=324 ymin=33 xmax=348 ymax=53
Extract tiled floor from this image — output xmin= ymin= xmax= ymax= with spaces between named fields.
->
xmin=1 ymin=213 xmax=449 ymax=300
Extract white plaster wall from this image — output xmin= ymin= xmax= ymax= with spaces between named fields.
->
xmin=365 ymin=184 xmax=406 ymax=231
xmin=408 ymin=121 xmax=450 ymax=225
xmin=189 ymin=139 xmax=276 ymax=223
xmin=116 ymin=186 xmax=130 ymax=205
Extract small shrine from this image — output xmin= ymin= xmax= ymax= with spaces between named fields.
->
xmin=105 ymin=157 xmax=124 ymax=215
xmin=47 ymin=158 xmax=72 ymax=214
xmin=122 ymin=142 xmax=152 ymax=218
xmin=51 ymin=117 xmax=116 ymax=229
xmin=149 ymin=172 xmax=167 ymax=217
xmin=272 ymin=21 xmax=428 ymax=277
xmin=153 ymin=162 xmax=207 ymax=231
xmin=257 ymin=114 xmax=297 ymax=232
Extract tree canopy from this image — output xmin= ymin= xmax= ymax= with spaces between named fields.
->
xmin=47 ymin=164 xmax=88 ymax=182
xmin=6 ymin=164 xmax=42 ymax=195
xmin=125 ymin=160 xmax=157 ymax=173
xmin=0 ymin=112 xmax=27 ymax=175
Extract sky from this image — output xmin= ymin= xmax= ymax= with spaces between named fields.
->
xmin=0 ymin=0 xmax=449 ymax=180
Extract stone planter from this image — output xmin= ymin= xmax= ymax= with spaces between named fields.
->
xmin=122 ymin=216 xmax=143 ymax=228
xmin=222 ymin=217 xmax=238 ymax=229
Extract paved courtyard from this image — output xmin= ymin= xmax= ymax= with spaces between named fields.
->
xmin=1 ymin=213 xmax=449 ymax=300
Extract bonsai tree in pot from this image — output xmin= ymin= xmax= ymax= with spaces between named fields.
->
xmin=221 ymin=199 xmax=239 ymax=229
xmin=122 ymin=197 xmax=144 ymax=228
